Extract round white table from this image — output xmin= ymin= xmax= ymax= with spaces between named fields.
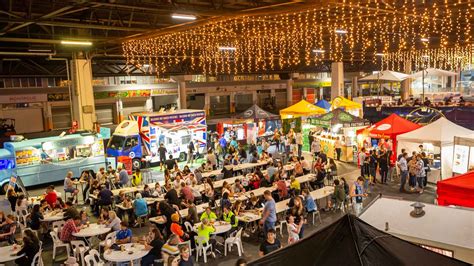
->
xmin=149 ymin=215 xmax=166 ymax=225
xmin=194 ymin=221 xmax=232 ymax=235
xmin=41 ymin=212 xmax=64 ymax=222
xmin=73 ymin=223 xmax=111 ymax=238
xmin=0 ymin=245 xmax=24 ymax=263
xmin=103 ymin=243 xmax=149 ymax=263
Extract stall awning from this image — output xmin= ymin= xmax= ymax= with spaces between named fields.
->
xmin=279 ymin=99 xmax=326 ymax=118
xmin=359 ymin=70 xmax=409 ymax=82
xmin=309 ymin=108 xmax=370 ymax=128
xmin=234 ymin=104 xmax=279 ymax=120
xmin=409 ymin=68 xmax=457 ymax=79
xmin=357 ymin=113 xmax=421 ymax=139
xmin=315 ymin=99 xmax=331 ymax=110
xmin=397 ymin=117 xmax=474 ymax=146
xmin=331 ymin=96 xmax=362 ymax=110
xmin=438 ymin=171 xmax=474 ymax=208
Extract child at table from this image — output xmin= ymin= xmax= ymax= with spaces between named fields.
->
xmin=287 ymin=215 xmax=301 ymax=245
xmin=79 ymin=210 xmax=89 ymax=226
xmin=115 ymin=221 xmax=132 ymax=244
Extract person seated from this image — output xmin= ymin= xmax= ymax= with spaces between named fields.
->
xmin=161 ymin=234 xmax=180 ymax=262
xmin=246 ymin=194 xmax=262 ymax=210
xmin=13 ymin=229 xmax=40 ymax=265
xmin=275 ymin=176 xmax=288 ymax=201
xmin=290 ymin=176 xmax=301 ymax=193
xmin=44 ymin=185 xmax=57 ymax=208
xmin=152 ymin=183 xmax=163 ymax=197
xmin=165 ymin=183 xmax=181 ymax=208
xmin=200 ymin=207 xmax=217 ymax=222
xmin=60 ymin=216 xmax=83 ymax=243
xmin=220 ymin=192 xmax=231 ymax=213
xmin=115 ymin=221 xmax=132 ymax=244
xmin=98 ymin=207 xmax=110 ymax=224
xmin=141 ymin=184 xmax=153 ymax=198
xmin=183 ymin=199 xmax=199 ymax=225
xmin=294 ymin=161 xmax=304 ymax=177
xmin=29 ymin=205 xmax=43 ymax=231
xmin=106 ymin=210 xmax=122 ymax=231
xmin=178 ymin=245 xmax=194 ymax=266
xmin=259 ymin=174 xmax=272 ymax=188
xmin=170 ymin=213 xmax=188 ymax=241
xmin=63 ymin=201 xmax=79 ymax=220
xmin=196 ymin=218 xmax=216 ymax=253
xmin=222 ymin=206 xmax=238 ymax=234
xmin=63 ymin=171 xmax=79 ymax=203
xmin=97 ymin=185 xmax=113 ymax=215
xmin=180 ymin=182 xmax=194 ymax=205
xmin=0 ymin=214 xmax=16 ymax=243
xmin=204 ymin=160 xmax=214 ymax=171
xmin=131 ymin=169 xmax=142 ymax=187
xmin=221 ymin=182 xmax=234 ymax=197
xmin=133 ymin=193 xmax=148 ymax=226
xmin=249 ymin=173 xmax=261 ymax=190
xmin=116 ymin=166 xmax=130 ymax=188
xmin=259 ymin=229 xmax=281 ymax=257
xmin=232 ymin=200 xmax=243 ymax=216
xmin=141 ymin=228 xmax=164 ymax=266
xmin=329 ymin=179 xmax=346 ymax=209
xmin=16 ymin=195 xmax=28 ymax=213
xmin=182 ymin=165 xmax=191 ymax=175
xmin=301 ymin=188 xmax=317 ymax=214
xmin=117 ymin=194 xmax=135 ymax=224
xmin=221 ymin=160 xmax=234 ymax=179
xmin=79 ymin=210 xmax=89 ymax=226
xmin=232 ymin=179 xmax=246 ymax=193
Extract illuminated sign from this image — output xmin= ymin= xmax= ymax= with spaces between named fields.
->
xmin=0 ymin=159 xmax=15 ymax=170
xmin=42 ymin=136 xmax=96 ymax=150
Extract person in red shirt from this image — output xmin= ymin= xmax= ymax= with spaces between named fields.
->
xmin=44 ymin=185 xmax=57 ymax=208
xmin=274 ymin=176 xmax=288 ymax=201
xmin=170 ymin=213 xmax=188 ymax=241
xmin=60 ymin=216 xmax=82 ymax=243
xmin=180 ymin=182 xmax=194 ymax=203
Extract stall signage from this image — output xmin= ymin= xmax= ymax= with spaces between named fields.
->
xmin=99 ymin=127 xmax=111 ymax=139
xmin=151 ymin=88 xmax=178 ymax=96
xmin=452 ymin=145 xmax=469 ymax=174
xmin=94 ymin=90 xmax=151 ymax=99
xmin=42 ymin=136 xmax=96 ymax=150
xmin=0 ymin=94 xmax=47 ymax=104
xmin=149 ymin=111 xmax=205 ymax=123
xmin=0 ymin=159 xmax=15 ymax=170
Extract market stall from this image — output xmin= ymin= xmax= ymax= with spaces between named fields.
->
xmin=437 ymin=171 xmax=474 ymax=208
xmin=356 ymin=113 xmax=422 ymax=163
xmin=1 ymin=133 xmax=105 ymax=188
xmin=232 ymin=104 xmax=280 ymax=144
xmin=315 ymin=99 xmax=331 ymax=111
xmin=308 ymin=109 xmax=370 ymax=162
xmin=280 ymin=99 xmax=326 ymax=119
xmin=330 ymin=96 xmax=363 ymax=117
xmin=451 ymin=136 xmax=474 ymax=175
xmin=397 ymin=117 xmax=474 ymax=182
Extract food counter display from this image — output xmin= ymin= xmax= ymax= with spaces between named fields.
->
xmin=1 ymin=133 xmax=106 ymax=187
xmin=317 ymin=128 xmax=360 ymax=163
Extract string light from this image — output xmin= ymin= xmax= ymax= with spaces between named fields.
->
xmin=123 ymin=1 xmax=474 ymax=75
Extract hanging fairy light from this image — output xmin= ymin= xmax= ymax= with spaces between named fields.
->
xmin=123 ymin=1 xmax=474 ymax=75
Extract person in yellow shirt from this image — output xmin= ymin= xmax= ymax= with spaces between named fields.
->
xmin=200 ymin=207 xmax=217 ymax=222
xmin=197 ymin=218 xmax=217 ymax=256
xmin=222 ymin=206 xmax=239 ymax=235
xmin=290 ymin=176 xmax=301 ymax=192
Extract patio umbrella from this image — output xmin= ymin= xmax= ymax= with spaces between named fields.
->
xmin=359 ymin=70 xmax=409 ymax=82
xmin=409 ymin=68 xmax=457 ymax=79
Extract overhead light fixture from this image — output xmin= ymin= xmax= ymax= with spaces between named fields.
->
xmin=420 ymin=37 xmax=429 ymax=42
xmin=218 ymin=46 xmax=237 ymax=51
xmin=375 ymin=53 xmax=385 ymax=57
xmin=422 ymin=55 xmax=430 ymax=59
xmin=2 ymin=58 xmax=20 ymax=61
xmin=61 ymin=40 xmax=93 ymax=46
xmin=28 ymin=49 xmax=52 ymax=52
xmin=171 ymin=14 xmax=197 ymax=20
xmin=143 ymin=64 xmax=150 ymax=67
xmin=335 ymin=29 xmax=348 ymax=34
xmin=313 ymin=49 xmax=326 ymax=53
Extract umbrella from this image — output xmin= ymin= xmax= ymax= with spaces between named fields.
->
xmin=409 ymin=68 xmax=457 ymax=79
xmin=359 ymin=70 xmax=409 ymax=82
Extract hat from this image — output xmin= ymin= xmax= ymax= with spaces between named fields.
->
xmin=171 ymin=213 xmax=180 ymax=223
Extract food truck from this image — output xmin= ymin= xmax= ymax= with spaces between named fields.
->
xmin=107 ymin=110 xmax=207 ymax=169
xmin=0 ymin=133 xmax=105 ymax=192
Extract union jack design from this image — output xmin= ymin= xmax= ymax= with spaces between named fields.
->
xmin=129 ymin=114 xmax=151 ymax=154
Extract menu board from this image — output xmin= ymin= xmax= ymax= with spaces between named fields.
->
xmin=15 ymin=149 xmax=41 ymax=166
xmin=452 ymin=145 xmax=469 ymax=174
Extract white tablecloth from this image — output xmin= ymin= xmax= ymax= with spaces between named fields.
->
xmin=194 ymin=221 xmax=232 ymax=235
xmin=41 ymin=212 xmax=64 ymax=222
xmin=73 ymin=223 xmax=111 ymax=238
xmin=104 ymin=243 xmax=149 ymax=263
xmin=149 ymin=215 xmax=166 ymax=225
xmin=0 ymin=245 xmax=24 ymax=263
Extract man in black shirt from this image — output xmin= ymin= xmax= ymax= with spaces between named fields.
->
xmin=164 ymin=183 xmax=180 ymax=207
xmin=158 ymin=143 xmax=167 ymax=171
xmin=96 ymin=185 xmax=113 ymax=215
xmin=165 ymin=155 xmax=177 ymax=171
xmin=259 ymin=229 xmax=281 ymax=256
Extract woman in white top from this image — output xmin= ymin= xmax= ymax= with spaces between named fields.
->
xmin=287 ymin=215 xmax=301 ymax=244
xmin=106 ymin=210 xmax=122 ymax=231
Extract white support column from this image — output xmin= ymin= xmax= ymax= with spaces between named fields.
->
xmin=204 ymin=94 xmax=210 ymax=115
xmin=303 ymin=87 xmax=308 ymax=100
xmin=178 ymin=81 xmax=186 ymax=109
xmin=351 ymin=76 xmax=359 ymax=99
xmin=252 ymin=90 xmax=258 ymax=105
xmin=70 ymin=58 xmax=96 ymax=130
xmin=401 ymin=61 xmax=412 ymax=100
xmin=331 ymin=62 xmax=344 ymax=98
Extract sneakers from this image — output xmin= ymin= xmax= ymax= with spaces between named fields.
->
xmin=243 ymin=232 xmax=250 ymax=238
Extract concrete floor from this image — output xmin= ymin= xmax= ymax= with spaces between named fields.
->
xmin=0 ymin=157 xmax=437 ymax=266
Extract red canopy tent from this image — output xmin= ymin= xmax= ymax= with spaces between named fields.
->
xmin=357 ymin=113 xmax=422 ymax=162
xmin=437 ymin=171 xmax=474 ymax=208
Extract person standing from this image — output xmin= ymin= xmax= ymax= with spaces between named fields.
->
xmin=378 ymin=149 xmax=389 ymax=184
xmin=260 ymin=190 xmax=277 ymax=236
xmin=187 ymin=139 xmax=195 ymax=165
xmin=295 ymin=131 xmax=303 ymax=159
xmin=64 ymin=171 xmax=79 ymax=203
xmin=158 ymin=143 xmax=167 ymax=171
xmin=334 ymin=137 xmax=342 ymax=161
xmin=415 ymin=154 xmax=426 ymax=194
xmin=311 ymin=138 xmax=321 ymax=159
xmin=398 ymin=152 xmax=408 ymax=192
xmin=117 ymin=165 xmax=129 ymax=188
xmin=358 ymin=148 xmax=367 ymax=177
xmin=350 ymin=176 xmax=367 ymax=216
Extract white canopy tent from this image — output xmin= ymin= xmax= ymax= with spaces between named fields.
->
xmin=409 ymin=68 xmax=457 ymax=79
xmin=359 ymin=70 xmax=409 ymax=82
xmin=397 ymin=117 xmax=474 ymax=182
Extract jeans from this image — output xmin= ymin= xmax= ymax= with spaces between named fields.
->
xmin=83 ymin=183 xmax=90 ymax=202
xmin=263 ymin=220 xmax=275 ymax=236
xmin=298 ymin=223 xmax=305 ymax=239
xmin=400 ymin=170 xmax=408 ymax=191
xmin=409 ymin=174 xmax=416 ymax=187
xmin=298 ymin=144 xmax=303 ymax=158
xmin=380 ymin=167 xmax=388 ymax=183
xmin=141 ymin=253 xmax=158 ymax=266
xmin=335 ymin=148 xmax=341 ymax=160
xmin=417 ymin=176 xmax=424 ymax=189
xmin=353 ymin=201 xmax=363 ymax=216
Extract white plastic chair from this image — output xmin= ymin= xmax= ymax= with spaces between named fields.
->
xmin=99 ymin=231 xmax=116 ymax=253
xmin=50 ymin=231 xmax=70 ymax=260
xmin=194 ymin=235 xmax=214 ymax=263
xmin=84 ymin=249 xmax=105 ymax=266
xmin=311 ymin=210 xmax=322 ymax=225
xmin=71 ymin=240 xmax=89 ymax=265
xmin=274 ymin=220 xmax=287 ymax=237
xmin=184 ymin=221 xmax=193 ymax=232
xmin=52 ymin=220 xmax=65 ymax=234
xmin=31 ymin=248 xmax=44 ymax=266
xmin=224 ymin=228 xmax=244 ymax=257
xmin=15 ymin=209 xmax=29 ymax=228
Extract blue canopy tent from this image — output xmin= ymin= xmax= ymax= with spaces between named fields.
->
xmin=315 ymin=99 xmax=331 ymax=110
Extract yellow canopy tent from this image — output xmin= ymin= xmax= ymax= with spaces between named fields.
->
xmin=330 ymin=96 xmax=363 ymax=117
xmin=280 ymin=99 xmax=326 ymax=119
